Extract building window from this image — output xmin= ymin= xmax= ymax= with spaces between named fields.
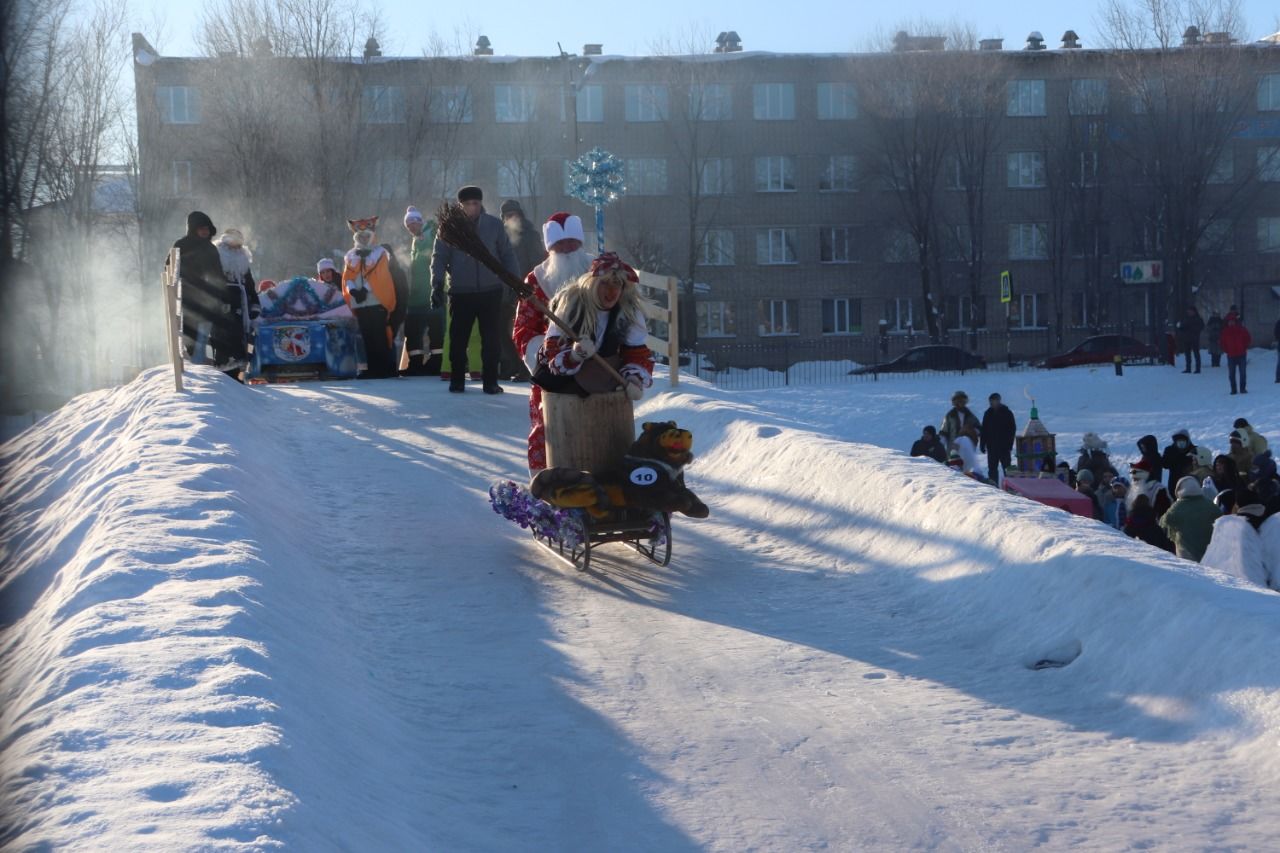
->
xmin=1006 ymin=152 xmax=1046 ymax=188
xmin=1260 ymin=74 xmax=1280 ymax=111
xmin=1077 ymin=151 xmax=1100 ymax=187
xmin=758 ymin=299 xmax=799 ymax=335
xmin=698 ymin=229 xmax=735 ymax=266
xmin=754 ymin=156 xmax=795 ymax=192
xmin=884 ymin=229 xmax=915 ymax=263
xmin=1209 ymin=148 xmax=1234 ymax=183
xmin=497 ymin=159 xmax=539 ymax=198
xmin=1069 ymin=79 xmax=1108 ymax=115
xmin=495 ymin=85 xmax=536 ymax=122
xmin=626 ymin=158 xmax=668 ymax=194
xmin=689 ymin=84 xmax=732 ymax=120
xmin=822 ymin=297 xmax=861 ymax=334
xmin=817 ymin=82 xmax=857 ymax=119
xmin=373 ymin=158 xmax=408 ymax=200
xmin=820 ymin=156 xmax=856 ymax=191
xmin=944 ymin=294 xmax=985 ymax=330
xmin=943 ymin=156 xmax=968 ymax=190
xmin=1071 ymin=291 xmax=1107 ymax=327
xmin=1070 ymin=220 xmax=1110 ymax=257
xmin=819 ymin=227 xmax=851 ymax=263
xmin=1008 ymin=293 xmax=1043 ymax=328
xmin=753 ymin=83 xmax=795 ymax=120
xmin=697 ymin=158 xmax=733 ymax=195
xmin=1258 ymin=218 xmax=1280 ymax=253
xmin=428 ymin=86 xmax=472 ymax=123
xmin=1008 ymin=223 xmax=1049 ymax=260
xmin=756 ymin=228 xmax=797 ymax=265
xmin=1258 ymin=147 xmax=1280 ymax=182
xmin=156 ymin=86 xmax=201 ymax=124
xmin=625 ymin=84 xmax=668 ymax=121
xmin=568 ymin=84 xmax=602 ymax=122
xmin=942 ymin=224 xmax=972 ymax=261
xmin=886 ymin=297 xmax=913 ymax=332
xmin=169 ymin=160 xmax=192 ymax=197
xmin=1198 ymin=219 xmax=1234 ymax=254
xmin=428 ymin=158 xmax=473 ymax=200
xmin=362 ymin=85 xmax=405 ymax=124
xmin=697 ymin=300 xmax=736 ymax=337
xmin=1006 ymin=80 xmax=1046 ymax=117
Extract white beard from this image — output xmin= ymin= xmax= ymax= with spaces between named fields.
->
xmin=535 ymin=249 xmax=592 ymax=299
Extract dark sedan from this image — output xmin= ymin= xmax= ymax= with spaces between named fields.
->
xmin=1042 ymin=335 xmax=1160 ymax=369
xmin=851 ymin=345 xmax=987 ymax=375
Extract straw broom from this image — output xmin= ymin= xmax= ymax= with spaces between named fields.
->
xmin=434 ymin=202 xmax=629 ymax=388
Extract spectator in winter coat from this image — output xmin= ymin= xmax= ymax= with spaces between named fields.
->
xmin=342 ymin=217 xmax=399 ymax=379
xmin=1211 ymin=453 xmax=1243 ymax=495
xmin=1127 ymin=459 xmax=1172 ymax=519
xmin=910 ymin=425 xmax=948 ymax=463
xmin=1136 ymin=434 xmax=1164 ymax=485
xmin=1176 ymin=305 xmax=1204 ymax=373
xmin=402 ymin=205 xmax=443 ymax=376
xmin=500 ymin=199 xmax=545 ymax=381
xmin=1076 ymin=432 xmax=1112 ymax=482
xmin=1232 ymin=418 xmax=1268 ymax=457
xmin=1055 ymin=460 xmax=1077 ymax=488
xmin=1220 ymin=314 xmax=1251 ymax=395
xmin=979 ymin=392 xmax=1016 ymax=484
xmin=1228 ymin=431 xmax=1254 ymax=475
xmin=1206 ymin=311 xmax=1224 ymax=368
xmin=214 ymin=229 xmax=260 ymax=349
xmin=170 ymin=210 xmax=238 ymax=371
xmin=1246 ymin=451 xmax=1280 ymax=510
xmin=1159 ymin=476 xmax=1220 ymax=561
xmin=1103 ymin=478 xmax=1129 ymax=530
xmin=1160 ymin=429 xmax=1198 ymax=489
xmin=430 ymin=185 xmax=520 ymax=394
xmin=1075 ymin=469 xmax=1103 ymax=520
xmin=1125 ymin=493 xmax=1175 ymax=552
xmin=939 ymin=391 xmax=980 ymax=452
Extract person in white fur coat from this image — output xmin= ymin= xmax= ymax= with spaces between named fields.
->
xmin=214 ymin=228 xmax=259 ymax=350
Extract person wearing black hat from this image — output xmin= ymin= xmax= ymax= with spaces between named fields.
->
xmin=169 ymin=211 xmax=242 ymax=375
xmin=979 ymin=392 xmax=1016 ymax=485
xmin=430 ymin=185 xmax=520 ymax=393
xmin=910 ymin=425 xmax=947 ymax=463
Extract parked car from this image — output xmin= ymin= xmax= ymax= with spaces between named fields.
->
xmin=850 ymin=345 xmax=987 ymax=375
xmin=1041 ymin=335 xmax=1160 ymax=369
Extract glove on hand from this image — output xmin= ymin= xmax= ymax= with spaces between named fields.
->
xmin=350 ymin=286 xmax=369 ymax=305
xmin=624 ymin=379 xmax=644 ymax=401
xmin=572 ymin=339 xmax=596 ymax=362
xmin=430 ymin=288 xmax=444 ymax=309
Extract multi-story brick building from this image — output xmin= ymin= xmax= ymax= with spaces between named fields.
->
xmin=132 ymin=29 xmax=1280 ymax=368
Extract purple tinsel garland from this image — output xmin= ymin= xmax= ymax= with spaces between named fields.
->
xmin=489 ymin=480 xmax=586 ymax=549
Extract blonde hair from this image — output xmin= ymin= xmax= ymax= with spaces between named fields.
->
xmin=550 ymin=269 xmax=648 ymax=343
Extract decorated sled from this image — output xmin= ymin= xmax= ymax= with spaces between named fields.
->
xmin=246 ymin=276 xmax=362 ymax=382
xmin=491 ymin=393 xmax=707 ymax=571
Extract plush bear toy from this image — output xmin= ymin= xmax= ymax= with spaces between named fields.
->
xmin=530 ymin=420 xmax=709 ymax=519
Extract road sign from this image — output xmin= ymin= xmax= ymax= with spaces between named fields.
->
xmin=1120 ymin=260 xmax=1163 ymax=283
xmin=999 ymin=270 xmax=1012 ymax=304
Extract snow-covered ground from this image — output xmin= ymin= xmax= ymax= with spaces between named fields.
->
xmin=2 ymin=359 xmax=1279 ymax=850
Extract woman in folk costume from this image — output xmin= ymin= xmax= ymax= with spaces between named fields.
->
xmin=526 ymin=252 xmax=654 ymax=471
xmin=342 ymin=216 xmax=399 ymax=379
xmin=214 ymin=228 xmax=260 ymax=350
xmin=513 ymin=212 xmax=593 ymax=473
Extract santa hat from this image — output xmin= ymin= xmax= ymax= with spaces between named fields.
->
xmin=542 ymin=212 xmax=585 ymax=250
xmin=404 ymin=206 xmax=424 ymax=228
xmin=316 ymin=258 xmax=337 ymax=275
xmin=1130 ymin=459 xmax=1152 ymax=472
xmin=257 ymin=278 xmax=276 ymax=293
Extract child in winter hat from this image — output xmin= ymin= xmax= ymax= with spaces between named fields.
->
xmin=404 ymin=206 xmax=424 ymax=228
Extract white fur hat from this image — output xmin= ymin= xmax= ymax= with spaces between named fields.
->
xmin=542 ymin=212 xmax=585 ymax=250
xmin=316 ymin=257 xmax=337 ymax=274
xmin=404 ymin=206 xmax=424 ymax=228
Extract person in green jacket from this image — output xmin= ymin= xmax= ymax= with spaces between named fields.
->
xmin=402 ymin=205 xmax=447 ymax=376
xmin=1159 ymin=475 xmax=1221 ymax=562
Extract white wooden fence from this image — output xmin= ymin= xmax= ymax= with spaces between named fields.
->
xmin=162 ymin=248 xmax=183 ymax=392
xmin=635 ymin=270 xmax=680 ymax=387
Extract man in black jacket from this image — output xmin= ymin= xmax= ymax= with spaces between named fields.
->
xmin=170 ymin=211 xmax=239 ymax=371
xmin=910 ymin=425 xmax=947 ymax=463
xmin=1177 ymin=305 xmax=1204 ymax=373
xmin=979 ymin=392 xmax=1017 ymax=484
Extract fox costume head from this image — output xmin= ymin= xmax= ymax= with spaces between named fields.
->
xmin=347 ymin=216 xmax=378 ymax=249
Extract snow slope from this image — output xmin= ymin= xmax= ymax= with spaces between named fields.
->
xmin=2 ymin=362 xmax=1279 ymax=850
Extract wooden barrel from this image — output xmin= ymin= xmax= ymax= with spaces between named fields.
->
xmin=542 ymin=390 xmax=635 ymax=471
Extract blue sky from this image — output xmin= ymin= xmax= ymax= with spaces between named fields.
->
xmin=140 ymin=0 xmax=1278 ymax=58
